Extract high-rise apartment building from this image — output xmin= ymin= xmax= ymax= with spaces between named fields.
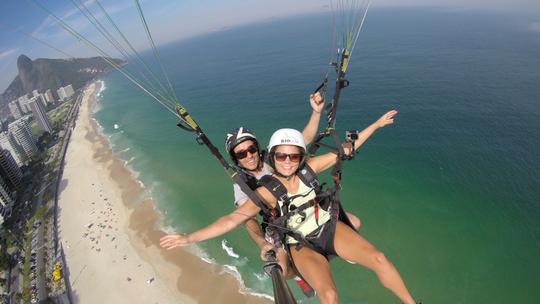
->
xmin=0 ymin=175 xmax=15 ymax=225
xmin=0 ymin=149 xmax=22 ymax=192
xmin=57 ymin=84 xmax=75 ymax=101
xmin=64 ymin=84 xmax=75 ymax=98
xmin=8 ymin=101 xmax=23 ymax=119
xmin=0 ymin=132 xmax=23 ymax=166
xmin=44 ymin=89 xmax=54 ymax=104
xmin=38 ymin=94 xmax=47 ymax=108
xmin=57 ymin=87 xmax=67 ymax=101
xmin=18 ymin=95 xmax=30 ymax=114
xmin=29 ymin=96 xmax=53 ymax=133
xmin=8 ymin=118 xmax=37 ymax=159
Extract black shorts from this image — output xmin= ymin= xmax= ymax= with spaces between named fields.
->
xmin=288 ymin=205 xmax=356 ymax=259
xmin=289 ymin=219 xmax=338 ymax=259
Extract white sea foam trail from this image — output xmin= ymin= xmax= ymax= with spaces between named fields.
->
xmin=220 ymin=265 xmax=274 ymax=301
xmin=125 ymin=156 xmax=136 ymax=165
xmin=117 ymin=147 xmax=131 ymax=154
xmin=97 ymin=80 xmax=106 ymax=96
xmin=221 ymin=239 xmax=240 ymax=258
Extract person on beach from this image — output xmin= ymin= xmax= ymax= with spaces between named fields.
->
xmin=161 ymin=111 xmax=417 ymax=304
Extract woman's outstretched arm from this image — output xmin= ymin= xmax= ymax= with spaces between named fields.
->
xmin=308 ymin=109 xmax=398 ymax=173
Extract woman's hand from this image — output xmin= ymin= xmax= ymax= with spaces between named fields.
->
xmin=375 ymin=110 xmax=398 ymax=128
xmin=159 ymin=234 xmax=192 ymax=250
xmin=342 ymin=141 xmax=354 ymax=156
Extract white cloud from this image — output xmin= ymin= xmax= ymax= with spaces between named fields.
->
xmin=30 ymin=1 xmax=132 ymax=40
xmin=0 ymin=48 xmax=19 ymax=60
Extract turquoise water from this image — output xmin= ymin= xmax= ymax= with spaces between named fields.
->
xmin=94 ymin=9 xmax=540 ymax=303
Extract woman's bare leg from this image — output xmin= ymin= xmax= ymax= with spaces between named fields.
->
xmin=345 ymin=212 xmax=361 ymax=231
xmin=333 ymin=221 xmax=416 ymax=304
xmin=275 ymin=247 xmax=294 ymax=279
xmin=289 ymin=245 xmax=338 ymax=304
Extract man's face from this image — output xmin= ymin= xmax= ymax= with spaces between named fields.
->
xmin=233 ymin=140 xmax=260 ymax=171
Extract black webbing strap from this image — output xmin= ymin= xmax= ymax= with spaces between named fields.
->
xmin=258 ymin=166 xmax=340 ymax=245
xmin=303 ymin=47 xmax=360 ymax=233
xmin=313 ymin=77 xmax=328 ymax=95
xmin=175 ymin=106 xmax=269 ymax=214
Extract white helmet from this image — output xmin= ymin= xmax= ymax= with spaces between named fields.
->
xmin=267 ymin=128 xmax=306 ymax=153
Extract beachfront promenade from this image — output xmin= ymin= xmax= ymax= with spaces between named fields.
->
xmin=15 ymin=80 xmax=273 ymax=304
xmin=3 ymin=84 xmax=85 ymax=304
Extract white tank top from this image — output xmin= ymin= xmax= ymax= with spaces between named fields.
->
xmin=278 ymin=178 xmax=331 ymax=244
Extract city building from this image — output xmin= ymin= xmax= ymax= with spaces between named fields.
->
xmin=38 ymin=94 xmax=47 ymax=108
xmin=57 ymin=87 xmax=66 ymax=101
xmin=64 ymin=84 xmax=75 ymax=98
xmin=18 ymin=95 xmax=30 ymax=114
xmin=0 ymin=149 xmax=22 ymax=192
xmin=8 ymin=118 xmax=37 ymax=159
xmin=8 ymin=101 xmax=23 ymax=119
xmin=29 ymin=96 xmax=53 ymax=133
xmin=0 ymin=132 xmax=23 ymax=166
xmin=44 ymin=89 xmax=54 ymax=104
xmin=0 ymin=175 xmax=15 ymax=225
xmin=32 ymin=89 xmax=39 ymax=97
xmin=57 ymin=84 xmax=75 ymax=101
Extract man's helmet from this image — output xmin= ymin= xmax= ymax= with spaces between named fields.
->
xmin=225 ymin=127 xmax=260 ymax=165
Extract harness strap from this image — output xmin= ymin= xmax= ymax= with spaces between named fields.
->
xmin=258 ymin=165 xmax=340 ymax=246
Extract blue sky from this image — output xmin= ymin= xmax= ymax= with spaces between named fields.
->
xmin=1 ymin=0 xmax=539 ymax=92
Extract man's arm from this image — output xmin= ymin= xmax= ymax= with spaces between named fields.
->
xmin=301 ymin=92 xmax=324 ymax=145
xmin=244 ymin=217 xmax=267 ymax=249
xmin=159 ymin=199 xmax=261 ymax=249
xmin=234 ymin=186 xmax=267 ymax=249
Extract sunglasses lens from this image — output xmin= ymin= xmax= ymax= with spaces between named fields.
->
xmin=235 ymin=145 xmax=258 ymax=160
xmin=289 ymin=154 xmax=301 ymax=162
xmin=235 ymin=150 xmax=248 ymax=159
xmin=274 ymin=152 xmax=287 ymax=162
xmin=274 ymin=152 xmax=302 ymax=163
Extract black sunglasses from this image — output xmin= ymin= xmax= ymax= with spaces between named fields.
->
xmin=234 ymin=145 xmax=258 ymax=160
xmin=274 ymin=152 xmax=303 ymax=163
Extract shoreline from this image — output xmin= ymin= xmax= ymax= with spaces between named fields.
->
xmin=57 ymin=80 xmax=272 ymax=303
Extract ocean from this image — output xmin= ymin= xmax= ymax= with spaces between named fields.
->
xmin=93 ymin=8 xmax=540 ymax=303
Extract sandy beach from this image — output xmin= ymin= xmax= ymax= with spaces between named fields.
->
xmin=57 ymin=81 xmax=272 ymax=303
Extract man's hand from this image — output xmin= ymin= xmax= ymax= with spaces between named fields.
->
xmin=260 ymin=242 xmax=276 ymax=261
xmin=310 ymin=92 xmax=325 ymax=113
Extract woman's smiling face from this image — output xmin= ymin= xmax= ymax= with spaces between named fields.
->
xmin=273 ymin=145 xmax=303 ymax=177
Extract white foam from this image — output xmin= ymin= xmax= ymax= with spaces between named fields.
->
xmin=187 ymin=246 xmax=215 ymax=264
xmin=117 ymin=147 xmax=131 ymax=154
xmin=253 ymin=272 xmax=267 ymax=281
xmin=136 ymin=179 xmax=145 ymax=188
xmin=114 ymin=123 xmax=119 ymax=129
xmin=97 ymin=80 xmax=106 ymax=97
xmin=221 ymin=265 xmax=244 ymax=283
xmin=221 ymin=239 xmax=240 ymax=259
xmin=155 ymin=222 xmax=273 ymax=301
xmin=216 ymin=265 xmax=272 ymax=301
xmin=125 ymin=156 xmax=136 ymax=165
